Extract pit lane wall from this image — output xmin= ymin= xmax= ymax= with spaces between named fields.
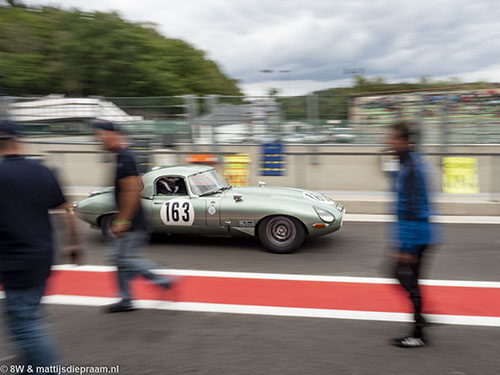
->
xmin=20 ymin=140 xmax=500 ymax=215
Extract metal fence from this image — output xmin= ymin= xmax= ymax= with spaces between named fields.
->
xmin=3 ymin=90 xmax=500 ymax=145
xmin=0 ymin=95 xmax=11 ymax=121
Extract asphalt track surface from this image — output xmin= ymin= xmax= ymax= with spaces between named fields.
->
xmin=62 ymin=219 xmax=500 ymax=281
xmin=1 ymin=220 xmax=500 ymax=374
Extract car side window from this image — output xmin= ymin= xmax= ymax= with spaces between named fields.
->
xmin=156 ymin=176 xmax=188 ymax=196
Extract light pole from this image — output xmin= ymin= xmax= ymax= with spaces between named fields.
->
xmin=259 ymin=69 xmax=292 ymax=132
xmin=343 ymin=68 xmax=365 ymax=126
xmin=343 ymin=67 xmax=365 ymax=95
xmin=343 ymin=68 xmax=365 ymax=76
xmin=260 ymin=69 xmax=291 ymax=96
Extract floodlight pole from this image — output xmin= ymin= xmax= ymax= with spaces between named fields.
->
xmin=343 ymin=68 xmax=365 ymax=129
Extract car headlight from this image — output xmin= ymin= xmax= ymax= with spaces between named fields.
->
xmin=314 ymin=206 xmax=335 ymax=223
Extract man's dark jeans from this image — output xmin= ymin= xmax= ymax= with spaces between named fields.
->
xmin=4 ymin=281 xmax=59 ymax=373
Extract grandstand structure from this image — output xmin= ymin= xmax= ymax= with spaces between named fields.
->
xmin=351 ymin=89 xmax=500 ymax=144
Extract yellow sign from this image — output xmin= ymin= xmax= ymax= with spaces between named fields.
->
xmin=442 ymin=157 xmax=480 ymax=194
xmin=224 ymin=154 xmax=251 ymax=187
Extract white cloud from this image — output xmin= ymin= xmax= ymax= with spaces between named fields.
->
xmin=20 ymin=0 xmax=500 ymax=95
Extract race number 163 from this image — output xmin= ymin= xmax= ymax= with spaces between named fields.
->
xmin=160 ymin=198 xmax=195 ymax=226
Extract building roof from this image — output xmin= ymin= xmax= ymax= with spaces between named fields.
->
xmin=9 ymin=95 xmax=142 ymax=123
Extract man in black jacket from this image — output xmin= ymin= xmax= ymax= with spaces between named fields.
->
xmin=0 ymin=121 xmax=82 ymax=371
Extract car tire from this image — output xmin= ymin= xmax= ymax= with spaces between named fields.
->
xmin=258 ymin=216 xmax=305 ymax=254
xmin=100 ymin=214 xmax=115 ymax=242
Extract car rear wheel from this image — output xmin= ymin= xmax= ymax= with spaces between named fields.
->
xmin=258 ymin=216 xmax=305 ymax=254
xmin=100 ymin=214 xmax=115 ymax=241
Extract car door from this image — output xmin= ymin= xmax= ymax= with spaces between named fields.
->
xmin=150 ymin=177 xmax=207 ymax=234
xmin=204 ymin=196 xmax=224 ymax=234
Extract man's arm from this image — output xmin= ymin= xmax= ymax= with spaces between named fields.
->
xmin=47 ymin=169 xmax=83 ymax=264
xmin=112 ymin=175 xmax=143 ymax=236
xmin=58 ymin=201 xmax=83 ymax=264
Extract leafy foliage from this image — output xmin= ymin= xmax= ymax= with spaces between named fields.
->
xmin=0 ymin=6 xmax=242 ymax=97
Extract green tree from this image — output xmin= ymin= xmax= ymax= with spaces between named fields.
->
xmin=0 ymin=6 xmax=242 ymax=97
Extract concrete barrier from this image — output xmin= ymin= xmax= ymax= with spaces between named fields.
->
xmin=20 ymin=139 xmax=500 ymax=215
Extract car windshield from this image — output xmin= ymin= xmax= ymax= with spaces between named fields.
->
xmin=188 ymin=169 xmax=231 ymax=196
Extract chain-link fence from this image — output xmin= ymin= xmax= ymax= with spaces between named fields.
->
xmin=0 ymin=95 xmax=11 ymax=121
xmin=3 ymin=90 xmax=500 ymax=145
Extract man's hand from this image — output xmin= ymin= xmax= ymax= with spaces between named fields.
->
xmin=111 ymin=219 xmax=131 ymax=238
xmin=65 ymin=244 xmax=83 ymax=265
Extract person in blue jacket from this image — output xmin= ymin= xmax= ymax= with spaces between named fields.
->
xmin=389 ymin=121 xmax=439 ymax=348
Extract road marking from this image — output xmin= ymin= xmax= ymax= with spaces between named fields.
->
xmin=53 ymin=265 xmax=115 ymax=272
xmin=344 ymin=214 xmax=500 ymax=224
xmin=51 ymin=265 xmax=500 ymax=288
xmin=3 ymin=269 xmax=500 ymax=327
xmin=26 ymin=295 xmax=500 ymax=327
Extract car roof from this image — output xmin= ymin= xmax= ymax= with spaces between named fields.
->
xmin=146 ymin=164 xmax=213 ymax=177
xmin=141 ymin=164 xmax=214 ymax=197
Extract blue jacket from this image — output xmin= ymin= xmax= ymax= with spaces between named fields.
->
xmin=396 ymin=152 xmax=439 ymax=253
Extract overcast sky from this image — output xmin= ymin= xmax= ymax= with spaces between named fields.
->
xmin=17 ymin=0 xmax=500 ymax=95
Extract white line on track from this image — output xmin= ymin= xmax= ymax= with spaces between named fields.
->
xmin=3 ymin=285 xmax=499 ymax=326
xmin=344 ymin=214 xmax=500 ymax=224
xmin=51 ymin=265 xmax=500 ymax=288
xmin=3 ymin=295 xmax=496 ymax=328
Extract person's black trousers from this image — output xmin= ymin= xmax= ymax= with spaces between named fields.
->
xmin=394 ymin=245 xmax=428 ymax=337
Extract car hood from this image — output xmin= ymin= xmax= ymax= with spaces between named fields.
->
xmin=227 ymin=186 xmax=339 ymax=208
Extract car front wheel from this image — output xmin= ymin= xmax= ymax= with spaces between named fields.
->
xmin=258 ymin=216 xmax=305 ymax=254
xmin=100 ymin=214 xmax=115 ymax=242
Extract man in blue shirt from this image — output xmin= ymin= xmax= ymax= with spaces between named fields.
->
xmin=94 ymin=121 xmax=176 ymax=313
xmin=389 ymin=121 xmax=438 ymax=348
xmin=0 ymin=121 xmax=82 ymax=371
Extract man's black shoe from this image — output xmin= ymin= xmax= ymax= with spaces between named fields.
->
xmin=391 ymin=335 xmax=427 ymax=348
xmin=105 ymin=302 xmax=136 ymax=313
